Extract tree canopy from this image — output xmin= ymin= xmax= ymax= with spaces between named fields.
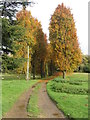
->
xmin=1 ymin=2 xmax=84 ymax=79
xmin=0 ymin=0 xmax=34 ymax=22
xmin=49 ymin=3 xmax=82 ymax=78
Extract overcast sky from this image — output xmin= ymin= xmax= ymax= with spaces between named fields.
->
xmin=27 ymin=0 xmax=89 ymax=55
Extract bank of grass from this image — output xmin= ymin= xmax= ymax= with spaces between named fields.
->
xmin=2 ymin=74 xmax=38 ymax=116
xmin=27 ymin=83 xmax=41 ymax=118
xmin=47 ymin=73 xmax=88 ymax=119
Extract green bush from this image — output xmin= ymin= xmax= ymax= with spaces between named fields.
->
xmin=53 ymin=77 xmax=72 ymax=83
xmin=50 ymin=83 xmax=88 ymax=95
xmin=53 ymin=78 xmax=85 ymax=84
xmin=69 ymin=81 xmax=82 ymax=85
xmin=2 ymin=54 xmax=26 ymax=73
xmin=53 ymin=78 xmax=68 ymax=83
xmin=75 ymin=55 xmax=90 ymax=73
xmin=53 ymin=77 xmax=87 ymax=83
xmin=83 ymin=64 xmax=90 ymax=73
xmin=2 ymin=54 xmax=18 ymax=73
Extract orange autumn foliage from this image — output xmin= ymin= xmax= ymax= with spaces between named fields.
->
xmin=49 ymin=3 xmax=82 ymax=73
xmin=14 ymin=9 xmax=37 ymax=74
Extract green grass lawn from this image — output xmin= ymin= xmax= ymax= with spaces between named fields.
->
xmin=47 ymin=73 xmax=88 ymax=119
xmin=2 ymin=74 xmax=38 ymax=116
xmin=27 ymin=83 xmax=41 ymax=118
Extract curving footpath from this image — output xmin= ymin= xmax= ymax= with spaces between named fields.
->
xmin=2 ymin=80 xmax=67 ymax=119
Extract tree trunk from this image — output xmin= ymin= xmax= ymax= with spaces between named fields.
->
xmin=40 ymin=60 xmax=44 ymax=78
xmin=32 ymin=64 xmax=35 ymax=79
xmin=50 ymin=60 xmax=53 ymax=76
xmin=45 ymin=63 xmax=48 ymax=77
xmin=63 ymin=71 xmax=66 ymax=79
xmin=26 ymin=46 xmax=29 ymax=81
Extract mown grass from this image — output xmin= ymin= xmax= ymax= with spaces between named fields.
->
xmin=2 ymin=74 xmax=38 ymax=116
xmin=47 ymin=73 xmax=88 ymax=119
xmin=27 ymin=83 xmax=41 ymax=118
xmin=1 ymin=73 xmax=26 ymax=80
xmin=1 ymin=73 xmax=42 ymax=80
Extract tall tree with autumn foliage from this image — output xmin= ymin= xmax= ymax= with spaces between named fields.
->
xmin=15 ymin=9 xmax=47 ymax=79
xmin=49 ymin=3 xmax=82 ymax=79
xmin=31 ymin=21 xmax=48 ymax=78
xmin=14 ymin=8 xmax=36 ymax=78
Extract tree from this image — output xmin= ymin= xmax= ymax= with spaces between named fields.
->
xmin=49 ymin=3 xmax=82 ymax=79
xmin=2 ymin=18 xmax=12 ymax=52
xmin=15 ymin=9 xmax=36 ymax=79
xmin=0 ymin=1 xmax=35 ymax=76
xmin=2 ymin=54 xmax=24 ymax=73
xmin=31 ymin=20 xmax=48 ymax=78
xmin=38 ymin=32 xmax=47 ymax=78
xmin=0 ymin=0 xmax=34 ymax=22
xmin=2 ymin=18 xmax=25 ymax=53
xmin=1 ymin=18 xmax=26 ymax=73
xmin=32 ymin=31 xmax=47 ymax=78
xmin=45 ymin=43 xmax=55 ymax=76
xmin=76 ymin=55 xmax=90 ymax=73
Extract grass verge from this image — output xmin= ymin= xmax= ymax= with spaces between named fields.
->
xmin=2 ymin=74 xmax=38 ymax=116
xmin=47 ymin=73 xmax=88 ymax=119
xmin=27 ymin=83 xmax=41 ymax=118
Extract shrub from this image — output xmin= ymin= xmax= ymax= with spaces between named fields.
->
xmin=50 ymin=83 xmax=88 ymax=95
xmin=69 ymin=81 xmax=82 ymax=85
xmin=83 ymin=64 xmax=90 ymax=73
xmin=53 ymin=78 xmax=69 ymax=83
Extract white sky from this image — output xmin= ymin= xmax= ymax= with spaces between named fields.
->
xmin=27 ymin=0 xmax=89 ymax=55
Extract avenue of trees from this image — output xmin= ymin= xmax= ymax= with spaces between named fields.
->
xmin=1 ymin=1 xmax=89 ymax=79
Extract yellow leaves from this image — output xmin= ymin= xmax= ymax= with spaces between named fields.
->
xmin=16 ymin=9 xmax=37 ymax=47
xmin=49 ymin=3 xmax=82 ymax=72
xmin=15 ymin=8 xmax=48 ymax=75
xmin=16 ymin=9 xmax=31 ymax=21
xmin=55 ymin=24 xmax=59 ymax=29
xmin=55 ymin=20 xmax=57 ymax=23
xmin=55 ymin=43 xmax=59 ymax=49
xmin=62 ymin=13 xmax=65 ymax=18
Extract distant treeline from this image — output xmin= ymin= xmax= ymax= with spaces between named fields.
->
xmin=75 ymin=55 xmax=90 ymax=73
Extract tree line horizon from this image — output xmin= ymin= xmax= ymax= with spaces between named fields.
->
xmin=1 ymin=1 xmax=89 ymax=79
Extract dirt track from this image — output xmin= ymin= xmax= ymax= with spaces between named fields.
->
xmin=3 ymin=80 xmax=67 ymax=119
xmin=3 ymin=83 xmax=38 ymax=118
xmin=37 ymin=82 xmax=65 ymax=118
